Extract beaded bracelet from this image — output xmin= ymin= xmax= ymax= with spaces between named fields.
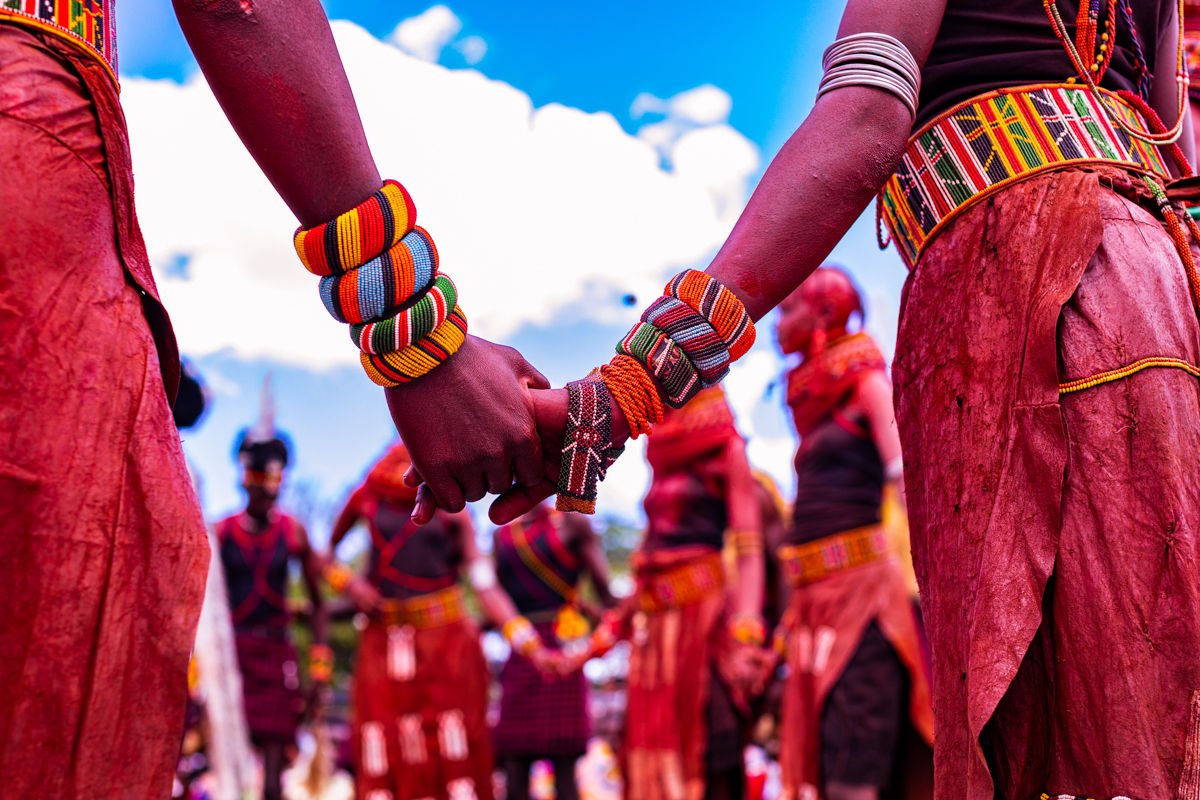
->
xmin=323 ymin=562 xmax=354 ymax=594
xmin=319 ymin=226 xmax=438 ymax=324
xmin=642 ymin=295 xmax=730 ymax=387
xmin=600 ymin=354 xmax=663 ymax=438
xmin=360 ymin=306 xmax=468 ymax=387
xmin=729 ymin=614 xmax=767 ymax=647
xmin=617 ymin=322 xmax=702 ymax=409
xmin=556 ymin=374 xmax=625 ymax=514
xmin=294 ymin=179 xmax=417 ymax=277
xmin=308 ymin=643 xmax=335 ymax=682
xmin=726 ymin=528 xmax=764 ymax=557
xmin=350 ymin=273 xmax=457 ymax=355
xmin=665 ymin=270 xmax=755 ymax=361
xmin=502 ymin=615 xmax=544 ymax=658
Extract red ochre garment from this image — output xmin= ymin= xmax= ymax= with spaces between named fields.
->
xmin=0 ymin=24 xmax=208 ymax=800
xmin=895 ymin=166 xmax=1200 ymax=800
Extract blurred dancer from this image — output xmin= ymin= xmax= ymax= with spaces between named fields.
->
xmin=327 ymin=444 xmax=556 ymax=800
xmin=216 ymin=401 xmax=327 ymax=800
xmin=772 ymin=268 xmax=932 ymax=800
xmin=492 ymin=502 xmax=617 ymax=800
xmin=595 ymin=388 xmax=768 ymax=800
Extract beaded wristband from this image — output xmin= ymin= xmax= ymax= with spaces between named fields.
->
xmin=502 ymin=615 xmax=544 ymax=658
xmin=665 ymin=270 xmax=755 ymax=361
xmin=294 ymin=179 xmax=417 ymax=277
xmin=308 ymin=643 xmax=335 ymax=682
xmin=360 ymin=306 xmax=468 ymax=387
xmin=557 ymin=374 xmax=624 ymax=514
xmin=617 ymin=322 xmax=702 ymax=409
xmin=324 ymin=562 xmax=354 ymax=594
xmin=350 ymin=273 xmax=457 ymax=355
xmin=320 ymin=226 xmax=438 ymax=324
xmin=600 ymin=354 xmax=664 ymax=438
xmin=729 ymin=614 xmax=767 ymax=647
xmin=642 ymin=295 xmax=730 ymax=387
xmin=726 ymin=528 xmax=764 ymax=557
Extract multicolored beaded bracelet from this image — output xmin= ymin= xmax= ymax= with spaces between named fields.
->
xmin=666 ymin=270 xmax=755 ymax=361
xmin=350 ymin=273 xmax=457 ymax=355
xmin=642 ymin=295 xmax=730 ymax=387
xmin=556 ymin=374 xmax=624 ymax=514
xmin=294 ymin=179 xmax=417 ymax=277
xmin=617 ymin=322 xmax=702 ymax=409
xmin=360 ymin=305 xmax=468 ymax=387
xmin=319 ymin=226 xmax=438 ymax=324
xmin=600 ymin=354 xmax=664 ymax=438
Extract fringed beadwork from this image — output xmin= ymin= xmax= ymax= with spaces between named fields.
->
xmin=294 ymin=179 xmax=417 ymax=277
xmin=351 ymin=273 xmax=457 ymax=355
xmin=319 ymin=226 xmax=438 ymax=324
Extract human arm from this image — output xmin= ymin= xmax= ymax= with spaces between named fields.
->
xmin=561 ymin=513 xmax=617 ymax=611
xmin=855 ymin=369 xmax=906 ymax=509
xmin=173 ymin=0 xmax=550 ymax=514
xmin=329 ymin=486 xmax=370 ymax=553
xmin=724 ymin=439 xmax=764 ymax=623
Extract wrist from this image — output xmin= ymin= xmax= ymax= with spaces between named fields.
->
xmin=729 ymin=613 xmax=766 ymax=647
xmin=502 ymin=615 xmax=544 ymax=658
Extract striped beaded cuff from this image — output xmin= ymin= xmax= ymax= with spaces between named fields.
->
xmin=320 ymin=226 xmax=438 ymax=324
xmin=294 ymin=179 xmax=417 ymax=277
xmin=617 ymin=322 xmax=702 ymax=409
xmin=665 ymin=270 xmax=755 ymax=361
xmin=556 ymin=375 xmax=623 ymax=514
xmin=642 ymin=295 xmax=730 ymax=387
xmin=351 ymin=273 xmax=458 ymax=355
xmin=726 ymin=529 xmax=764 ymax=557
xmin=360 ymin=306 xmax=468 ymax=387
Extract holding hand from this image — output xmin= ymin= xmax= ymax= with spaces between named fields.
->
xmin=387 ymin=336 xmax=551 ymax=523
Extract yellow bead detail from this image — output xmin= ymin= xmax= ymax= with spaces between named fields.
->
xmin=1059 ymin=357 xmax=1200 ymax=394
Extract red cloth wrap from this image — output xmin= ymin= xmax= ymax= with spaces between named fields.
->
xmin=777 ymin=558 xmax=933 ymax=800
xmin=0 ymin=25 xmax=207 ymax=798
xmin=895 ymin=167 xmax=1200 ymax=800
xmin=233 ymin=631 xmax=302 ymax=744
xmin=493 ymin=619 xmax=589 ymax=757
xmin=645 ymin=387 xmax=739 ymax=476
xmin=354 ymin=616 xmax=494 ymax=800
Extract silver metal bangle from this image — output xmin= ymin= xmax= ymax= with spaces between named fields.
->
xmin=816 ymin=32 xmax=921 ymax=116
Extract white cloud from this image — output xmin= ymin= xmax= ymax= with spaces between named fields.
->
xmin=454 ymin=34 xmax=487 ymax=66
xmin=122 ymin=20 xmax=759 ymax=369
xmin=387 ymin=5 xmax=462 ymax=63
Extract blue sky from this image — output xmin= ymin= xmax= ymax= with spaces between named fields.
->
xmin=115 ymin=1 xmax=908 ymax=545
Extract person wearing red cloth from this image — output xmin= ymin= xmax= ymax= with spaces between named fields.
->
xmin=491 ymin=502 xmax=616 ymax=800
xmin=326 ymin=444 xmax=564 ymax=800
xmin=215 ymin=420 xmax=327 ymax=800
xmin=770 ymin=267 xmax=932 ymax=800
xmin=0 ymin=2 xmax=552 ymax=796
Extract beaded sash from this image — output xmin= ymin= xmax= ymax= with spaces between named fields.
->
xmin=879 ymin=83 xmax=1171 ymax=269
xmin=376 ymin=585 xmax=466 ymax=629
xmin=637 ymin=552 xmax=725 ymax=614
xmin=778 ymin=525 xmax=891 ymax=587
xmin=1 ymin=0 xmax=117 ymax=86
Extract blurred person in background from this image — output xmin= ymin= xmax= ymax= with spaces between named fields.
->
xmin=326 ymin=443 xmax=570 ymax=800
xmin=491 ymin=501 xmax=618 ymax=800
xmin=215 ymin=397 xmax=329 ymax=800
xmin=770 ymin=268 xmax=932 ymax=800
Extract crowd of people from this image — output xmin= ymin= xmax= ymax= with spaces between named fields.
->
xmin=183 ymin=267 xmax=931 ymax=800
xmin=8 ymin=0 xmax=1200 ymax=799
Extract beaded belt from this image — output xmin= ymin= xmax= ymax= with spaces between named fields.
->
xmin=1 ymin=1 xmax=117 ymax=87
xmin=778 ymin=525 xmax=891 ymax=587
xmin=637 ymin=552 xmax=725 ymax=614
xmin=376 ymin=585 xmax=466 ymax=629
xmin=879 ymin=83 xmax=1170 ymax=269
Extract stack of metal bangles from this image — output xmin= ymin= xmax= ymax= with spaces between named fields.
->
xmin=293 ymin=179 xmax=466 ymax=387
xmin=555 ymin=269 xmax=756 ymax=514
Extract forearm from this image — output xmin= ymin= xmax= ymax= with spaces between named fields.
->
xmin=475 ymin=584 xmax=521 ymax=628
xmin=173 ymin=0 xmax=381 ymax=226
xmin=706 ymin=88 xmax=911 ymax=320
xmin=732 ymin=552 xmax=765 ymax=619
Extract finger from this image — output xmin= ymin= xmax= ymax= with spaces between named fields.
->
xmin=512 ymin=437 xmax=544 ymax=488
xmin=460 ymin=472 xmax=488 ymax=504
xmin=412 ymin=484 xmax=441 ymax=525
xmin=502 ymin=345 xmax=551 ymax=391
xmin=484 ymin=461 xmax=515 ymax=495
xmin=403 ymin=465 xmax=423 ymax=488
xmin=489 ymin=478 xmax=557 ymax=524
xmin=425 ymin=474 xmax=467 ymax=513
